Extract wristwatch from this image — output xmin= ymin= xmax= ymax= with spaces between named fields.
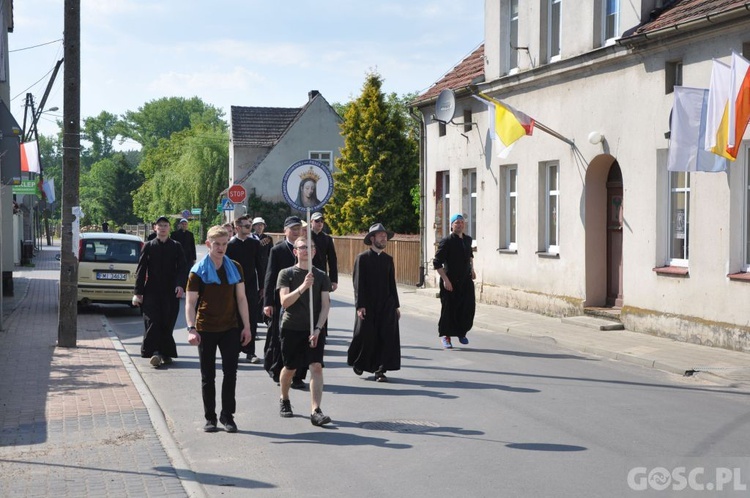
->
xmin=187 ymin=326 xmax=196 ymax=332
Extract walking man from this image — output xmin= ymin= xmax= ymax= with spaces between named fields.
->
xmin=310 ymin=212 xmax=338 ymax=292
xmin=433 ymin=213 xmax=476 ymax=349
xmin=185 ymin=225 xmax=252 ymax=433
xmin=171 ymin=218 xmax=197 ymax=266
xmin=134 ymin=216 xmax=187 ymax=367
xmin=277 ymin=238 xmax=332 ymax=426
xmin=226 ymin=215 xmax=265 ymax=363
xmin=263 ymin=216 xmax=308 ymax=388
xmin=347 ymin=223 xmax=401 ymax=382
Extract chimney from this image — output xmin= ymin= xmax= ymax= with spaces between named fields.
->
xmin=308 ymin=90 xmax=320 ymax=101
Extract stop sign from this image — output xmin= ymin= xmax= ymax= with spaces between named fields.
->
xmin=227 ymin=184 xmax=246 ymax=203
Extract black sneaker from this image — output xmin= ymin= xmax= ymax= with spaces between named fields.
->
xmin=219 ymin=414 xmax=238 ymax=433
xmin=290 ymin=378 xmax=307 ymax=390
xmin=204 ymin=419 xmax=218 ymax=433
xmin=279 ymin=398 xmax=293 ymax=418
xmin=310 ymin=408 xmax=331 ymax=426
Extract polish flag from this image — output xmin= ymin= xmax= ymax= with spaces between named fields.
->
xmin=20 ymin=141 xmax=40 ymax=173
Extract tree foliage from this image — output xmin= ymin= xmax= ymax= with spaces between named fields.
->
xmin=80 ymin=153 xmax=143 ymax=225
xmin=326 ymin=72 xmax=419 ymax=234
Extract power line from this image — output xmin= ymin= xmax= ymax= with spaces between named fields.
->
xmin=10 ymin=38 xmax=63 ymax=53
xmin=11 ymin=65 xmax=57 ymax=101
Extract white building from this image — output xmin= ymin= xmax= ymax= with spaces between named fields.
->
xmin=412 ymin=0 xmax=750 ymax=351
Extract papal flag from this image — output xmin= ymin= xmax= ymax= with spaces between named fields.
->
xmin=20 ymin=141 xmax=40 ymax=173
xmin=477 ymin=93 xmax=534 ymax=158
xmin=727 ymin=51 xmax=750 ymax=159
xmin=704 ymin=59 xmax=731 ymax=155
xmin=668 ymin=86 xmax=728 ymax=172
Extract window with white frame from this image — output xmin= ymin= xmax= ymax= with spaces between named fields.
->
xmin=462 ymin=169 xmax=477 ymax=238
xmin=506 ymin=166 xmax=518 ymax=250
xmin=668 ymin=171 xmax=690 ymax=265
xmin=546 ymin=163 xmax=559 ymax=253
xmin=548 ymin=0 xmax=562 ymax=62
xmin=436 ymin=171 xmax=450 ymax=239
xmin=309 ymin=151 xmax=332 ymax=169
xmin=603 ymin=0 xmax=619 ymax=44
xmin=509 ymin=0 xmax=519 ymax=70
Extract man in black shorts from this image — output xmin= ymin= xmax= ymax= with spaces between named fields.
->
xmin=276 ymin=238 xmax=332 ymax=426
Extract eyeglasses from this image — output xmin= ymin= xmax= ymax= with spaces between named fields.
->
xmin=240 ymin=224 xmax=252 ymax=228
xmin=313 ymin=219 xmax=324 ymax=223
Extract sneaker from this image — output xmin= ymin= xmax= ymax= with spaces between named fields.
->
xmin=248 ymin=354 xmax=261 ymax=364
xmin=219 ymin=414 xmax=238 ymax=433
xmin=279 ymin=398 xmax=293 ymax=418
xmin=458 ymin=336 xmax=469 ymax=345
xmin=203 ymin=419 xmax=218 ymax=433
xmin=150 ymin=352 xmax=163 ymax=367
xmin=310 ymin=408 xmax=331 ymax=426
xmin=441 ymin=337 xmax=453 ymax=349
xmin=290 ymin=378 xmax=307 ymax=390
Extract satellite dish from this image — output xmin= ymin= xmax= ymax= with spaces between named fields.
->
xmin=435 ymin=89 xmax=456 ymax=123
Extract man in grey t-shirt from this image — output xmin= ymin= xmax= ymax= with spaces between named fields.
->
xmin=276 ymin=238 xmax=331 ymax=426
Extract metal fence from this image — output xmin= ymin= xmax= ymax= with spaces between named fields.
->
xmin=269 ymin=233 xmax=423 ymax=286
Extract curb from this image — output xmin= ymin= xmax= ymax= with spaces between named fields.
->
xmin=101 ymin=316 xmax=207 ymax=498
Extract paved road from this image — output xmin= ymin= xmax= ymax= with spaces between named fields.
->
xmin=103 ymin=284 xmax=750 ymax=497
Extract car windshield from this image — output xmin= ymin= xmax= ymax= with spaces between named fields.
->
xmin=81 ymin=239 xmax=141 ymax=264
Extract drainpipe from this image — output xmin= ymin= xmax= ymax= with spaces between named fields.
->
xmin=409 ymin=105 xmax=427 ymax=288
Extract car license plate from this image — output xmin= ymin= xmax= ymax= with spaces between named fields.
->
xmin=96 ymin=272 xmax=127 ymax=281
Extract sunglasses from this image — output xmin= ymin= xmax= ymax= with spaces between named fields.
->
xmin=240 ymin=224 xmax=252 ymax=228
xmin=313 ymin=219 xmax=324 ymax=223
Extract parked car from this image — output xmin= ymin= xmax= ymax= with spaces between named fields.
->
xmin=77 ymin=232 xmax=143 ymax=307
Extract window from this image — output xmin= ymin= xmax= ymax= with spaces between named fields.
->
xmin=463 ymin=109 xmax=473 ymax=133
xmin=603 ymin=0 xmax=619 ymax=44
xmin=507 ymin=167 xmax=518 ymax=250
xmin=548 ymin=0 xmax=562 ymax=62
xmin=309 ymin=151 xmax=332 ymax=169
xmin=462 ymin=170 xmax=477 ymax=238
xmin=668 ymin=171 xmax=690 ymax=265
xmin=546 ymin=163 xmax=559 ymax=254
xmin=665 ymin=60 xmax=683 ymax=94
xmin=509 ymin=0 xmax=519 ymax=70
xmin=436 ymin=171 xmax=450 ymax=239
xmin=745 ymin=160 xmax=750 ymax=269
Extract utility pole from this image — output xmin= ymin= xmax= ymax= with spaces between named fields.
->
xmin=58 ymin=0 xmax=80 ymax=347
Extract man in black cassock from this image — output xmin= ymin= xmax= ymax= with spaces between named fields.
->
xmin=226 ymin=215 xmax=265 ymax=363
xmin=171 ymin=218 xmax=197 ymax=266
xmin=347 ymin=223 xmax=401 ymax=382
xmin=134 ymin=216 xmax=187 ymax=367
xmin=263 ymin=216 xmax=307 ymax=388
xmin=433 ymin=213 xmax=476 ymax=349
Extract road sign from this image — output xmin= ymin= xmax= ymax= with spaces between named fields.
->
xmin=222 ymin=199 xmax=235 ymax=211
xmin=227 ymin=185 xmax=246 ymax=203
xmin=181 ymin=209 xmax=191 ymax=219
xmin=191 ymin=208 xmax=202 ymax=215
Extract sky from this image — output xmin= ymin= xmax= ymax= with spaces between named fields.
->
xmin=8 ymin=0 xmax=484 ymax=142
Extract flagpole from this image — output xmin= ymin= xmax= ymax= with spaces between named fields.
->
xmin=534 ymin=120 xmax=575 ymax=147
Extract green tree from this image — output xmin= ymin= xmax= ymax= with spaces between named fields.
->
xmin=81 ymin=111 xmax=121 ymax=170
xmin=80 ymin=153 xmax=143 ymax=225
xmin=326 ymin=72 xmax=419 ymax=234
xmin=120 ymin=96 xmax=226 ymax=150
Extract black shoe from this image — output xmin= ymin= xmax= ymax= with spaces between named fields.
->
xmin=310 ymin=408 xmax=331 ymax=426
xmin=279 ymin=398 xmax=293 ymax=418
xmin=161 ymin=356 xmax=173 ymax=365
xmin=219 ymin=414 xmax=238 ymax=433
xmin=290 ymin=378 xmax=307 ymax=390
xmin=204 ymin=419 xmax=218 ymax=433
xmin=353 ymin=367 xmax=363 ymax=376
xmin=374 ymin=371 xmax=388 ymax=383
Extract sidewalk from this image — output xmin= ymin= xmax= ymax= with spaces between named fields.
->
xmin=0 ymin=242 xmax=748 ymax=496
xmin=0 ymin=243 xmax=192 ymax=497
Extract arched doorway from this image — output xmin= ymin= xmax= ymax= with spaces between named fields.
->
xmin=584 ymin=154 xmax=622 ymax=308
xmin=606 ymin=164 xmax=623 ymax=307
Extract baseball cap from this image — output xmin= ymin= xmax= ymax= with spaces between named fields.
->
xmin=284 ymin=216 xmax=303 ymax=228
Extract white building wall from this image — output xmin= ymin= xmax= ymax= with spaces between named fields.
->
xmin=421 ymin=1 xmax=750 ymax=350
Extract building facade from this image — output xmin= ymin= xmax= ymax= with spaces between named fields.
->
xmin=413 ymin=0 xmax=750 ymax=351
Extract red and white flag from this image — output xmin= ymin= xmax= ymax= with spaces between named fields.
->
xmin=20 ymin=141 xmax=40 ymax=173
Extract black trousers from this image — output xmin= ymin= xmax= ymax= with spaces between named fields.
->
xmin=197 ymin=328 xmax=241 ymax=421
